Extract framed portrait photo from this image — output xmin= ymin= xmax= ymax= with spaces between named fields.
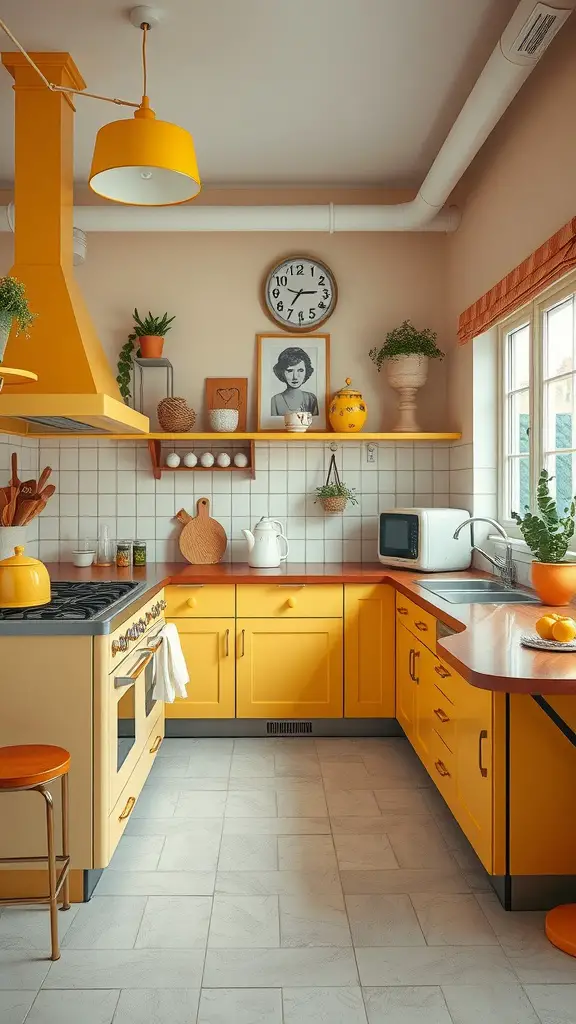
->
xmin=257 ymin=333 xmax=330 ymax=432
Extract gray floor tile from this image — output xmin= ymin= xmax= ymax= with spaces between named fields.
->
xmin=208 ymin=895 xmax=280 ymax=948
xmin=0 ymin=991 xmax=36 ymax=1024
xmin=24 ymin=989 xmax=119 ymax=1023
xmin=158 ymin=831 xmax=221 ymax=871
xmin=62 ymin=896 xmax=146 ymax=949
xmin=411 ymin=893 xmax=499 ymax=946
xmin=226 ymin=790 xmax=278 ymax=817
xmin=505 ymin=947 xmax=576 ymax=984
xmin=374 ymin=790 xmax=432 ymax=815
xmin=442 ymin=984 xmax=541 ymax=1023
xmin=278 ymin=835 xmax=337 ymax=871
xmin=134 ymin=895 xmax=212 ymax=948
xmin=149 ymin=755 xmax=190 ymax=777
xmin=0 ymin=951 xmax=51 ymax=990
xmin=331 ymin=815 xmax=434 ymax=833
xmin=277 ymin=789 xmax=328 ymax=817
xmin=175 ymin=791 xmax=227 ymax=817
xmin=321 ymin=763 xmax=375 ymax=787
xmin=345 ymin=895 xmax=425 ymax=947
xmin=0 ymin=905 xmax=79 ymax=951
xmin=216 ymin=869 xmax=342 ymax=896
xmin=146 ymin=775 xmax=229 ymax=791
xmin=274 ymin=754 xmax=321 ymax=778
xmin=474 ymin=894 xmax=549 ymax=954
xmin=230 ymin=754 xmax=276 ymax=777
xmin=203 ymin=947 xmax=359 ymax=987
xmin=334 ymin=834 xmax=398 ymax=870
xmin=108 ymin=835 xmax=165 ymax=871
xmin=223 ymin=817 xmax=330 ymax=835
xmin=326 ymin=790 xmax=381 ymax=817
xmin=356 ymin=946 xmax=517 ymax=986
xmin=129 ymin=789 xmax=179 ymax=818
xmin=386 ymin=822 xmax=454 ymax=869
xmin=283 ymin=986 xmax=368 ymax=1023
xmin=363 ymin=986 xmax=452 ymax=1023
xmin=124 ymin=816 xmax=223 ymax=837
xmin=42 ymin=949 xmax=204 ymax=988
xmin=186 ymin=756 xmax=232 ymax=778
xmin=280 ymin=893 xmax=352 ymax=947
xmin=524 ymin=983 xmax=576 ymax=1023
xmin=156 ymin=738 xmax=205 ymax=756
xmin=340 ymin=868 xmax=470 ymax=895
xmin=218 ymin=834 xmax=279 ymax=871
xmin=197 ymin=987 xmax=282 ymax=1023
xmin=94 ymin=870 xmax=215 ymax=896
xmin=113 ymin=989 xmax=201 ymax=1024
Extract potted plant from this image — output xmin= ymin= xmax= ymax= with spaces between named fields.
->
xmin=0 ymin=276 xmax=36 ymax=362
xmin=315 ymin=483 xmax=358 ymax=515
xmin=512 ymin=468 xmax=576 ymax=605
xmin=133 ymin=308 xmax=175 ymax=358
xmin=369 ymin=319 xmax=444 ymax=431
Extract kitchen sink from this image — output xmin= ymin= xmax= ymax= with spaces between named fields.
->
xmin=416 ymin=578 xmax=539 ymax=605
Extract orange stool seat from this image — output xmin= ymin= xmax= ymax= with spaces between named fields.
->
xmin=0 ymin=745 xmax=70 ymax=790
xmin=546 ymin=904 xmax=576 ymax=958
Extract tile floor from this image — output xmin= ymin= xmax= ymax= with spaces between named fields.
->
xmin=1 ymin=736 xmax=576 ymax=1023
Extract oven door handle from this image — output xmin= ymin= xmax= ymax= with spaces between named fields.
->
xmin=114 ymin=637 xmax=164 ymax=689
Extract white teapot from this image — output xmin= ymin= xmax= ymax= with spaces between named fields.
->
xmin=242 ymin=517 xmax=289 ymax=568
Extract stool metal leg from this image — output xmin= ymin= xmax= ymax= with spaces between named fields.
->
xmin=40 ymin=785 xmax=60 ymax=961
xmin=61 ymin=773 xmax=70 ymax=911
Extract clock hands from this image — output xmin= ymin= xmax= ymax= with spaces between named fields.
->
xmin=290 ymin=288 xmax=303 ymax=307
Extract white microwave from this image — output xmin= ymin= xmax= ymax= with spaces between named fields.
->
xmin=378 ymin=507 xmax=472 ymax=572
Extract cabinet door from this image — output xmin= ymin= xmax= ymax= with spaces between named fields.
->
xmin=237 ymin=618 xmax=343 ymax=719
xmin=453 ymin=681 xmax=493 ymax=871
xmin=396 ymin=622 xmax=417 ymax=740
xmin=345 ymin=584 xmax=394 ymax=718
xmin=165 ymin=618 xmax=235 ymax=719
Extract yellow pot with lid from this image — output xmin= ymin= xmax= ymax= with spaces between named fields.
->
xmin=329 ymin=378 xmax=368 ymax=433
xmin=0 ymin=545 xmax=51 ymax=608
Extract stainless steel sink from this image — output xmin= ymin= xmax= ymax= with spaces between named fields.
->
xmin=416 ymin=578 xmax=539 ymax=605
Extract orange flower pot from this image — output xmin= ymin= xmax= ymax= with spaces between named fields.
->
xmin=531 ymin=561 xmax=576 ymax=606
xmin=139 ymin=335 xmax=164 ymax=358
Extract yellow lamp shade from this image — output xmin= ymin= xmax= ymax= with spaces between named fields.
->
xmin=89 ymin=98 xmax=201 ymax=206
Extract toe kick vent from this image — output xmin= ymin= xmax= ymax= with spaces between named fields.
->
xmin=266 ymin=720 xmax=313 ymax=735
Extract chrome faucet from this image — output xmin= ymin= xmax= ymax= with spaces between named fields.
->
xmin=453 ymin=517 xmax=517 ymax=588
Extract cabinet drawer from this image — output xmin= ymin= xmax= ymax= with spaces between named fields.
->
xmin=428 ymin=727 xmax=455 ymax=805
xmin=395 ymin=593 xmax=435 ymax=649
xmin=428 ymin=682 xmax=456 ymax=752
xmin=237 ymin=583 xmax=343 ymax=618
xmin=105 ymin=710 xmax=165 ymax=865
xmin=165 ymin=584 xmax=235 ymax=618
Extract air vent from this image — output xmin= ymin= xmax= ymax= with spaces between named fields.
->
xmin=511 ymin=3 xmax=571 ymax=58
xmin=266 ymin=721 xmax=313 ymax=736
xmin=23 ymin=416 xmax=102 ymax=432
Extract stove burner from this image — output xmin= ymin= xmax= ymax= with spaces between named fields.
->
xmin=0 ymin=581 xmax=141 ymax=621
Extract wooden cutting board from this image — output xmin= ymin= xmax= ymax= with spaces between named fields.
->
xmin=176 ymin=498 xmax=228 ymax=564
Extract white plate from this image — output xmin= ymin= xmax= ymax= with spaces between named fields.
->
xmin=520 ymin=632 xmax=576 ymax=652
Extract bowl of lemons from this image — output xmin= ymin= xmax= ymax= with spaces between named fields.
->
xmin=521 ymin=613 xmax=576 ymax=651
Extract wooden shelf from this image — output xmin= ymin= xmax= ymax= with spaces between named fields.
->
xmin=104 ymin=431 xmax=461 ymax=442
xmin=147 ymin=438 xmax=255 ymax=480
xmin=0 ymin=366 xmax=38 ymax=389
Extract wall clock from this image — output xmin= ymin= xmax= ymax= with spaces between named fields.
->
xmin=263 ymin=255 xmax=337 ymax=332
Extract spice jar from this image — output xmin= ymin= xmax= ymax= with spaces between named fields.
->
xmin=116 ymin=540 xmax=131 ymax=568
xmin=133 ymin=540 xmax=147 ymax=567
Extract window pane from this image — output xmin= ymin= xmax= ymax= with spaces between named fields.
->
xmin=508 ymin=325 xmax=530 ymax=390
xmin=545 ymin=376 xmax=575 ymax=452
xmin=545 ymin=297 xmax=574 ymax=379
xmin=509 ymin=456 xmax=530 ymax=517
xmin=545 ymin=452 xmax=576 ymax=514
xmin=509 ymin=390 xmax=530 ymax=455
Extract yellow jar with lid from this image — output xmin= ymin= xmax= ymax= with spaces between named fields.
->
xmin=328 ymin=378 xmax=368 ymax=433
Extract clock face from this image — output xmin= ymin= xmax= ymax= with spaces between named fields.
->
xmin=264 ymin=256 xmax=337 ymax=332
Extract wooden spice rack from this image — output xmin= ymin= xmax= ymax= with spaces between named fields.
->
xmin=147 ymin=438 xmax=256 ymax=480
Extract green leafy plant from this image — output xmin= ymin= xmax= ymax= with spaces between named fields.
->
xmin=116 ymin=309 xmax=176 ymax=402
xmin=512 ymin=469 xmax=576 ymax=563
xmin=369 ymin=319 xmax=444 ymax=371
xmin=132 ymin=308 xmax=175 ymax=337
xmin=0 ymin=275 xmax=36 ymax=337
xmin=315 ymin=482 xmax=358 ymax=505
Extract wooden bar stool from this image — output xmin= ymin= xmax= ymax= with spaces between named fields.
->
xmin=0 ymin=744 xmax=71 ymax=960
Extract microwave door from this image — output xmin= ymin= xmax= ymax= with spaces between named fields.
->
xmin=379 ymin=513 xmax=419 ymax=559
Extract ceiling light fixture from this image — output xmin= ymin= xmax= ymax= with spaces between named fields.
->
xmin=0 ymin=6 xmax=201 ymax=207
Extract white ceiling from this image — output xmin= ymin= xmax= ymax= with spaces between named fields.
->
xmin=0 ymin=0 xmax=519 ymax=187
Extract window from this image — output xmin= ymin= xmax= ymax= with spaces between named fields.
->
xmin=499 ymin=272 xmax=576 ymax=529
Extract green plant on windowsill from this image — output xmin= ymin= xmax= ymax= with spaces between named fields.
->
xmin=512 ymin=469 xmax=575 ymax=562
xmin=369 ymin=319 xmax=444 ymax=370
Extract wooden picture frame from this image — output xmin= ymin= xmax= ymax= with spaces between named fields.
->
xmin=257 ymin=333 xmax=330 ymax=432
xmin=205 ymin=378 xmax=248 ymax=431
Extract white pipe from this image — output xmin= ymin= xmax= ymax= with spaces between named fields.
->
xmin=0 ymin=1 xmax=572 ymax=237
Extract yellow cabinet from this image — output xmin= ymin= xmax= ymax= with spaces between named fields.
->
xmin=344 ymin=584 xmax=395 ymax=718
xmin=236 ymin=618 xmax=343 ymax=719
xmin=396 ymin=621 xmax=417 ymax=740
xmin=165 ymin=618 xmax=235 ymax=719
xmin=453 ymin=678 xmax=493 ymax=871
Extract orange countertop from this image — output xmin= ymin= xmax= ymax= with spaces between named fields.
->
xmin=44 ymin=562 xmax=576 ymax=696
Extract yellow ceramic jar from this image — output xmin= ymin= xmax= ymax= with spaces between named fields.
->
xmin=328 ymin=378 xmax=368 ymax=433
xmin=0 ymin=545 xmax=51 ymax=608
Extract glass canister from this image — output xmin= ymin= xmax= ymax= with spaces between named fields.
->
xmin=328 ymin=377 xmax=368 ymax=432
xmin=133 ymin=540 xmax=147 ymax=567
xmin=116 ymin=540 xmax=131 ymax=568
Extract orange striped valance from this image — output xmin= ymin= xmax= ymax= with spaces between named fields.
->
xmin=458 ymin=216 xmax=576 ymax=345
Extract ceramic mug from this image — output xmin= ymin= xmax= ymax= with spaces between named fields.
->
xmin=284 ymin=411 xmax=313 ymax=432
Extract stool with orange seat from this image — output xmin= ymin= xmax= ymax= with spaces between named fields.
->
xmin=0 ymin=744 xmax=71 ymax=960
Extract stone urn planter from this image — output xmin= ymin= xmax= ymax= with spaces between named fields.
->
xmin=386 ymin=354 xmax=428 ymax=432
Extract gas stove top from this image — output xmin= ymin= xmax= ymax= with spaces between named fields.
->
xmin=0 ymin=581 xmax=144 ymax=622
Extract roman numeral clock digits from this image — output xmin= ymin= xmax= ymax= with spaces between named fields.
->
xmin=263 ymin=256 xmax=337 ymax=332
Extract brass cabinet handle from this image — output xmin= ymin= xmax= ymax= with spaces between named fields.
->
xmin=434 ymin=759 xmax=450 ymax=778
xmin=225 ymin=628 xmax=230 ymax=656
xmin=118 ymin=796 xmax=136 ymax=821
xmin=186 ymin=597 xmax=197 ymax=609
xmin=287 ymin=597 xmax=297 ymax=609
xmin=149 ymin=735 xmax=162 ymax=754
xmin=478 ymin=729 xmax=488 ymax=778
xmin=415 ymin=620 xmax=428 ymax=632
xmin=412 ymin=649 xmax=420 ymax=684
xmin=240 ymin=629 xmax=245 ymax=657
xmin=278 ymin=584 xmax=305 ymax=588
xmin=397 ymin=606 xmax=408 ymax=615
xmin=434 ymin=664 xmax=451 ymax=679
xmin=434 ymin=708 xmax=450 ymax=724
xmin=408 ymin=649 xmax=415 ymax=680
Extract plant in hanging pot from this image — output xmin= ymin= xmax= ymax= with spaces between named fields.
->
xmin=315 ymin=453 xmax=359 ymax=514
xmin=0 ymin=276 xmax=36 ymax=363
xmin=132 ymin=308 xmax=176 ymax=359
xmin=369 ymin=319 xmax=444 ymax=431
xmin=512 ymin=469 xmax=576 ymax=606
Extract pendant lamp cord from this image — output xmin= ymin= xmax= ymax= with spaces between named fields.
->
xmin=141 ymin=22 xmax=148 ymax=98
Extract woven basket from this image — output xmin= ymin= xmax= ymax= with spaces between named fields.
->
xmin=320 ymin=495 xmax=348 ymax=515
xmin=157 ymin=397 xmax=196 ymax=432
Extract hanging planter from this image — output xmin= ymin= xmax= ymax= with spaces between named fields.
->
xmin=315 ymin=454 xmax=358 ymax=515
xmin=0 ymin=276 xmax=36 ymax=363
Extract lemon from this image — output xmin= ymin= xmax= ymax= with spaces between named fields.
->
xmin=536 ymin=614 xmax=560 ymax=640
xmin=551 ymin=617 xmax=576 ymax=643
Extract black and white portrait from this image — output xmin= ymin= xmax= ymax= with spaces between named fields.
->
xmin=257 ymin=334 xmax=330 ymax=430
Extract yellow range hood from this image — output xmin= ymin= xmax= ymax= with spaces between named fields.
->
xmin=0 ymin=52 xmax=149 ymax=435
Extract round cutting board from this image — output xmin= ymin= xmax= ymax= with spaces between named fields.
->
xmin=176 ymin=498 xmax=227 ymax=564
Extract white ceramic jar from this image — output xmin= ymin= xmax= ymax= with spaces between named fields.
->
xmin=209 ymin=408 xmax=239 ymax=432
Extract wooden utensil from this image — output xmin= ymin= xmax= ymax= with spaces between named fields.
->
xmin=20 ymin=498 xmax=44 ymax=525
xmin=38 ymin=483 xmax=56 ymax=503
xmin=13 ymin=498 xmax=37 ymax=526
xmin=0 ymin=452 xmax=19 ymax=506
xmin=18 ymin=479 xmax=37 ymax=498
xmin=176 ymin=498 xmax=227 ymax=564
xmin=34 ymin=466 xmax=52 ymax=497
xmin=3 ymin=485 xmax=19 ymax=525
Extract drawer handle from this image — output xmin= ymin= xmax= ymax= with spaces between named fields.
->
xmin=478 ymin=729 xmax=488 ymax=778
xmin=434 ymin=759 xmax=450 ymax=778
xmin=434 ymin=707 xmax=450 ymax=723
xmin=408 ymin=648 xmax=414 ymax=680
xmin=225 ymin=628 xmax=230 ymax=657
xmin=118 ymin=796 xmax=136 ymax=821
xmin=287 ymin=597 xmax=297 ymax=609
xmin=187 ymin=597 xmax=197 ymax=609
xmin=397 ymin=606 xmax=408 ymax=615
xmin=415 ymin=620 xmax=428 ymax=632
xmin=278 ymin=584 xmax=305 ymax=588
xmin=149 ymin=735 xmax=162 ymax=754
xmin=412 ymin=649 xmax=420 ymax=684
xmin=240 ymin=629 xmax=245 ymax=657
xmin=434 ymin=665 xmax=451 ymax=679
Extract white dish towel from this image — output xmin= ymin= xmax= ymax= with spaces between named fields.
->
xmin=152 ymin=623 xmax=189 ymax=703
